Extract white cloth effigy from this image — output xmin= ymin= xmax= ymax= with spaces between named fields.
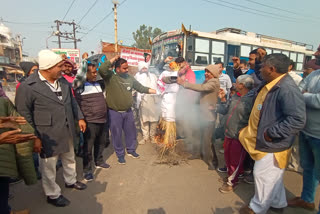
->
xmin=157 ymin=71 xmax=179 ymax=122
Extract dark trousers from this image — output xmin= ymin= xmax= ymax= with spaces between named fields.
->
xmin=0 ymin=177 xmax=9 ymax=214
xmin=83 ymin=123 xmax=107 ymax=173
xmin=200 ymin=121 xmax=218 ymax=169
xmin=109 ymin=109 xmax=137 ymax=158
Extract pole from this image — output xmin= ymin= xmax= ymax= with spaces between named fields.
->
xmin=17 ymin=35 xmax=23 ymax=62
xmin=114 ymin=3 xmax=118 ymax=53
xmin=55 ymin=20 xmax=61 ymax=48
xmin=72 ymin=21 xmax=77 ymax=49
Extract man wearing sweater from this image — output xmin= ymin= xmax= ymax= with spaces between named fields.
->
xmin=98 ymin=56 xmax=156 ymax=164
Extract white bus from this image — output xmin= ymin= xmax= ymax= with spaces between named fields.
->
xmin=151 ymin=27 xmax=314 ymax=82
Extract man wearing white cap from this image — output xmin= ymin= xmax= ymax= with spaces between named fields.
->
xmin=134 ymin=61 xmax=160 ymax=144
xmin=15 ymin=50 xmax=87 ymax=207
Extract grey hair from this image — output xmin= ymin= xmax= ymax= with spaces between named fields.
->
xmin=237 ymin=74 xmax=254 ymax=90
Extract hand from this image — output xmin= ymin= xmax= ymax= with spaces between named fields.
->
xmin=0 ymin=129 xmax=37 ymax=144
xmin=148 ymin=88 xmax=156 ymax=94
xmin=218 ymin=88 xmax=226 ymax=102
xmin=110 ymin=55 xmax=120 ymax=64
xmin=176 ymin=77 xmax=185 ymax=85
xmin=257 ymin=48 xmax=267 ymax=61
xmin=33 ymin=138 xmax=42 ymax=153
xmin=164 ymin=56 xmax=174 ymax=63
xmin=264 ymin=132 xmax=272 ymax=142
xmin=232 ymin=57 xmax=240 ymax=69
xmin=79 ymin=119 xmax=87 ymax=133
xmin=0 ymin=116 xmax=27 ymax=129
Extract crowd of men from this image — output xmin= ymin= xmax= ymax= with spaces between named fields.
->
xmin=0 ymin=43 xmax=319 ymax=214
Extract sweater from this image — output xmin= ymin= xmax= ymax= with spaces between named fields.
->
xmin=98 ymin=60 xmax=150 ymax=111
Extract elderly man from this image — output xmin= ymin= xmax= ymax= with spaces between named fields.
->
xmin=287 ymin=68 xmax=320 ymax=212
xmin=15 ymin=50 xmax=87 ymax=207
xmin=177 ymin=64 xmax=220 ymax=170
xmin=239 ymin=53 xmax=306 ymax=214
xmin=98 ymin=56 xmax=156 ymax=164
xmin=216 ymin=75 xmax=255 ymax=193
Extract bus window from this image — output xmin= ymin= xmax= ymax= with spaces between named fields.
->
xmin=290 ymin=52 xmax=297 ymax=62
xmin=195 ymin=53 xmax=209 ymax=65
xmin=273 ymin=49 xmax=281 ymax=54
xmin=241 ymin=45 xmax=251 ymax=57
xmin=282 ymin=51 xmax=289 ymax=57
xmin=296 ymin=53 xmax=305 ymax=71
xmin=227 ymin=44 xmax=240 ymax=65
xmin=212 ymin=41 xmax=225 ymax=54
xmin=265 ymin=48 xmax=272 ymax=55
xmin=297 ymin=53 xmax=304 ymax=62
xmin=195 ymin=38 xmax=209 ymax=53
xmin=212 ymin=55 xmax=224 ymax=64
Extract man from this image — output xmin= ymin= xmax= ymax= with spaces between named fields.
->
xmin=216 ymin=62 xmax=232 ymax=97
xmin=62 ymin=59 xmax=76 ymax=84
xmin=15 ymin=50 xmax=87 ymax=207
xmin=177 ymin=64 xmax=220 ymax=170
xmin=73 ymin=58 xmax=109 ymax=182
xmin=252 ymin=48 xmax=267 ymax=88
xmin=303 ymin=59 xmax=320 ymax=78
xmin=156 ymin=56 xmax=174 ymax=74
xmin=239 ymin=53 xmax=306 ymax=214
xmin=216 ymin=75 xmax=254 ymax=193
xmin=98 ymin=56 xmax=156 ymax=164
xmin=287 ymin=68 xmax=320 ymax=212
xmin=134 ymin=61 xmax=160 ymax=145
xmin=16 ymin=61 xmax=38 ymax=90
xmin=288 ymin=60 xmax=302 ymax=86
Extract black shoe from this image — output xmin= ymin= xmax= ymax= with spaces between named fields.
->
xmin=65 ymin=181 xmax=87 ymax=190
xmin=47 ymin=195 xmax=70 ymax=207
xmin=9 ymin=178 xmax=22 ymax=185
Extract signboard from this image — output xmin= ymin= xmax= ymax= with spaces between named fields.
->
xmin=52 ymin=48 xmax=80 ymax=67
xmin=120 ymin=48 xmax=146 ymax=66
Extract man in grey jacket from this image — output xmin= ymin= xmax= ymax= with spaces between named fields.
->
xmin=177 ymin=64 xmax=220 ymax=170
xmin=15 ymin=50 xmax=87 ymax=207
xmin=288 ymin=68 xmax=320 ymax=212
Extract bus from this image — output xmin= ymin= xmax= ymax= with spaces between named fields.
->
xmin=151 ymin=26 xmax=314 ymax=82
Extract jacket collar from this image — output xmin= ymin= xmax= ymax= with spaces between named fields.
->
xmin=25 ymin=71 xmax=69 ymax=105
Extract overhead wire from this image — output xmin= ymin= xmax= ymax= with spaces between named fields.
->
xmin=62 ymin=0 xmax=76 ymax=21
xmin=1 ymin=19 xmax=51 ymax=25
xmin=78 ymin=0 xmax=99 ymax=24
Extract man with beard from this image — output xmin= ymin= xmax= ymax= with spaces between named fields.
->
xmin=177 ymin=65 xmax=220 ymax=170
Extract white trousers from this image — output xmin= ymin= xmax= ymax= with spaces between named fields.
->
xmin=250 ymin=153 xmax=287 ymax=214
xmin=41 ymin=139 xmax=77 ymax=199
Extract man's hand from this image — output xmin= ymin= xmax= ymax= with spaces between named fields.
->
xmin=176 ymin=77 xmax=185 ymax=85
xmin=110 ymin=55 xmax=120 ymax=64
xmin=148 ymin=89 xmax=156 ymax=94
xmin=218 ymin=88 xmax=227 ymax=102
xmin=257 ymin=48 xmax=267 ymax=61
xmin=0 ymin=129 xmax=37 ymax=144
xmin=164 ymin=56 xmax=174 ymax=63
xmin=33 ymin=138 xmax=42 ymax=153
xmin=79 ymin=119 xmax=87 ymax=133
xmin=232 ymin=57 xmax=240 ymax=69
xmin=264 ymin=132 xmax=272 ymax=142
xmin=0 ymin=116 xmax=28 ymax=129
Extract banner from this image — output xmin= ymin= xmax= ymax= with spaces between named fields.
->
xmin=52 ymin=48 xmax=80 ymax=67
xmin=120 ymin=48 xmax=146 ymax=66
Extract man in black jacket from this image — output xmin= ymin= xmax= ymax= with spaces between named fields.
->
xmin=15 ymin=50 xmax=87 ymax=207
xmin=239 ymin=54 xmax=306 ymax=214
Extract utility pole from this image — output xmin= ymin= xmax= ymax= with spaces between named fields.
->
xmin=72 ymin=21 xmax=77 ymax=49
xmin=55 ymin=20 xmax=61 ymax=48
xmin=112 ymin=0 xmax=119 ymax=53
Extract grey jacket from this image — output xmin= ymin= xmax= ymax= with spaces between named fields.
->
xmin=254 ymin=74 xmax=306 ymax=153
xmin=15 ymin=71 xmax=84 ymax=158
xmin=299 ymin=69 xmax=320 ymax=139
xmin=217 ymin=92 xmax=254 ymax=139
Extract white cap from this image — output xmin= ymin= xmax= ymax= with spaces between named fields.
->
xmin=38 ymin=50 xmax=63 ymax=70
xmin=138 ymin=61 xmax=149 ymax=72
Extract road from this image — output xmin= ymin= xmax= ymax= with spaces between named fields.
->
xmin=9 ymin=138 xmax=320 ymax=214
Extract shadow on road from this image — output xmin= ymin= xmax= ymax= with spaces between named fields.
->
xmin=147 ymin=207 xmax=166 ymax=214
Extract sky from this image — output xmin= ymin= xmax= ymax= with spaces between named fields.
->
xmin=1 ymin=0 xmax=319 ymax=57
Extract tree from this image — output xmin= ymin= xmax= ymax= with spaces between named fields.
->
xmin=132 ymin=25 xmax=163 ymax=49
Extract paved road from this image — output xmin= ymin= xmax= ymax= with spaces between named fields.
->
xmin=9 ymin=140 xmax=320 ymax=214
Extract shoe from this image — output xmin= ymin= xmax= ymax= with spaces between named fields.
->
xmin=269 ymin=207 xmax=284 ymax=213
xmin=176 ymin=136 xmax=185 ymax=140
xmin=217 ymin=167 xmax=228 ymax=173
xmin=65 ymin=181 xmax=87 ymax=190
xmin=95 ymin=163 xmax=111 ymax=169
xmin=239 ymin=173 xmax=244 ymax=178
xmin=218 ymin=177 xmax=228 ymax=184
xmin=244 ymin=174 xmax=254 ymax=184
xmin=287 ymin=197 xmax=315 ymax=210
xmin=10 ymin=209 xmax=30 ymax=214
xmin=239 ymin=205 xmax=255 ymax=214
xmin=138 ymin=139 xmax=146 ymax=145
xmin=219 ymin=149 xmax=224 ymax=154
xmin=84 ymin=173 xmax=94 ymax=182
xmin=118 ymin=156 xmax=126 ymax=165
xmin=219 ymin=183 xmax=237 ymax=194
xmin=9 ymin=178 xmax=22 ymax=185
xmin=127 ymin=151 xmax=140 ymax=159
xmin=47 ymin=195 xmax=70 ymax=207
